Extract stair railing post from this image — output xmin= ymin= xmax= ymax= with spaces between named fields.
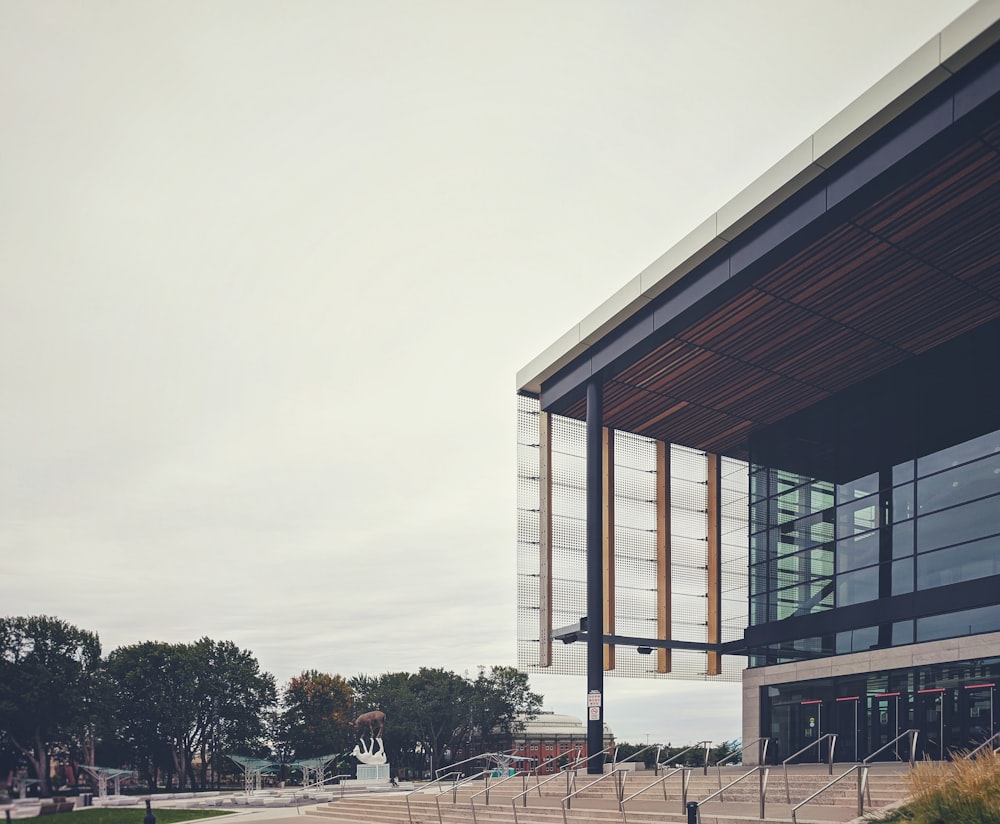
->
xmin=759 ymin=767 xmax=769 ymax=821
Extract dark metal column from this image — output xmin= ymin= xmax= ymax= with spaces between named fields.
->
xmin=586 ymin=379 xmax=604 ymax=774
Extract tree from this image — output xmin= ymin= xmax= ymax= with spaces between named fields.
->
xmin=279 ymin=670 xmax=354 ymax=760
xmin=408 ymin=668 xmax=474 ymax=776
xmin=105 ymin=638 xmax=276 ymax=790
xmin=351 ymin=671 xmax=422 ymax=776
xmin=468 ymin=666 xmax=542 ymax=750
xmin=192 ymin=639 xmax=277 ymax=787
xmin=104 ymin=641 xmax=196 ymax=790
xmin=0 ymin=616 xmax=102 ymax=796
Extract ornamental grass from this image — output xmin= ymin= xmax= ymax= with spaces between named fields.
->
xmin=874 ymin=748 xmax=1000 ymax=823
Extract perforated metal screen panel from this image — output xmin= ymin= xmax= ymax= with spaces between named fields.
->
xmin=517 ymin=395 xmax=747 ymax=681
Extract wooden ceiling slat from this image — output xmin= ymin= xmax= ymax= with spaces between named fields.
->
xmin=546 ymin=111 xmax=1000 ymax=457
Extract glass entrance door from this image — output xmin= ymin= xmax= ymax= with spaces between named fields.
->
xmin=960 ymin=683 xmax=995 ymax=750
xmin=869 ymin=692 xmax=901 ymax=761
xmin=834 ymin=696 xmax=861 ymax=762
xmin=917 ymin=688 xmax=947 ymax=760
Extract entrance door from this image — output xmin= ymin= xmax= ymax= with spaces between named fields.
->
xmin=916 ymin=688 xmax=947 ymax=760
xmin=869 ymin=692 xmax=901 ymax=761
xmin=960 ymin=683 xmax=995 ymax=750
xmin=834 ymin=697 xmax=861 ymax=762
xmin=797 ymin=699 xmax=824 ymax=762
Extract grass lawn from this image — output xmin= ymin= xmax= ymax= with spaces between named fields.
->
xmin=72 ymin=809 xmax=233 ymax=824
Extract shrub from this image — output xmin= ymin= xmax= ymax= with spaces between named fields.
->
xmin=881 ymin=749 xmax=1000 ymax=824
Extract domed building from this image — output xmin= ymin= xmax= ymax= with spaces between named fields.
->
xmin=503 ymin=712 xmax=615 ymax=774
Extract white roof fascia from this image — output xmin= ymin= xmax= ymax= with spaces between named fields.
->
xmin=516 ymin=0 xmax=1000 ymax=398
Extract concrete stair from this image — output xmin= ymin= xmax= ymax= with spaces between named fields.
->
xmin=305 ymin=763 xmax=913 ymax=824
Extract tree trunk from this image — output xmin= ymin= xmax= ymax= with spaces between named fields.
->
xmin=8 ymin=730 xmax=48 ymax=797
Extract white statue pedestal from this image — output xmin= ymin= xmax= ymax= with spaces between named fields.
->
xmin=356 ymin=763 xmax=390 ymax=783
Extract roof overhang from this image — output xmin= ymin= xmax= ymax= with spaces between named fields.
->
xmin=518 ymin=1 xmax=1000 ymax=459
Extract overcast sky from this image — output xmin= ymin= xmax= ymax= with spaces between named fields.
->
xmin=1 ymin=1 xmax=978 ymax=746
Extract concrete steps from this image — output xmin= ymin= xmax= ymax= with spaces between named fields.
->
xmin=305 ymin=765 xmax=913 ymax=824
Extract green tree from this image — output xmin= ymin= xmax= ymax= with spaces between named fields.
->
xmin=468 ymin=665 xmax=542 ymax=750
xmin=279 ymin=670 xmax=354 ymax=760
xmin=105 ymin=638 xmax=276 ymax=790
xmin=192 ymin=639 xmax=277 ymax=788
xmin=409 ymin=668 xmax=474 ymax=776
xmin=0 ymin=616 xmax=102 ymax=796
xmin=105 ymin=641 xmax=196 ymax=790
xmin=351 ymin=672 xmax=422 ymax=774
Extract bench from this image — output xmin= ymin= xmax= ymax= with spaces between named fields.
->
xmin=38 ymin=802 xmax=75 ymax=815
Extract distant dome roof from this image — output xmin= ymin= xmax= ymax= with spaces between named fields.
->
xmin=518 ymin=712 xmax=614 ymax=737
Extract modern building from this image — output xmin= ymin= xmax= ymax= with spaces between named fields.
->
xmin=516 ymin=2 xmax=1000 ymax=767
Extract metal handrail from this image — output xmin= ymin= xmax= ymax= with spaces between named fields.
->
xmin=612 ymin=742 xmax=658 ymax=769
xmin=432 ymin=769 xmax=491 ymax=824
xmin=470 ymin=746 xmax=579 ymax=811
xmin=404 ymin=770 xmax=462 ymax=824
xmin=568 ymin=744 xmax=615 ymax=773
xmin=964 ymin=730 xmax=1000 ymax=759
xmin=510 ymin=768 xmax=573 ymax=824
xmin=715 ymin=738 xmax=770 ymax=792
xmin=655 ymin=741 xmax=711 ymax=776
xmin=691 ymin=766 xmax=770 ymax=823
xmin=864 ymin=728 xmax=918 ymax=767
xmin=715 ymin=737 xmax=770 ymax=769
xmin=561 ymin=768 xmax=627 ymax=824
xmin=529 ymin=747 xmax=583 ymax=780
xmin=782 ymin=733 xmax=837 ymax=802
xmin=434 ymin=748 xmax=519 ymax=778
xmin=510 ymin=746 xmax=612 ymax=824
xmin=470 ymin=771 xmax=530 ymax=824
xmin=790 ymin=764 xmax=868 ymax=824
xmin=619 ymin=766 xmax=688 ymax=824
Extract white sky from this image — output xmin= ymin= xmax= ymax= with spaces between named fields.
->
xmin=1 ymin=0 xmax=979 ymax=746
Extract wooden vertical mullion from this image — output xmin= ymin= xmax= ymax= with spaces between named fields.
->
xmin=603 ymin=427 xmax=615 ymax=671
xmin=539 ymin=411 xmax=553 ymax=668
xmin=656 ymin=441 xmax=672 ymax=674
xmin=707 ymin=452 xmax=722 ymax=676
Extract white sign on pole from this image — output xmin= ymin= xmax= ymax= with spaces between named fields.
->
xmin=587 ymin=690 xmax=602 ymax=707
xmin=588 ymin=706 xmax=601 ymax=720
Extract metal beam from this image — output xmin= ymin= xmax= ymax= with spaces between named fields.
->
xmin=538 ymin=411 xmax=553 ymax=668
xmin=586 ymin=380 xmax=604 ymax=775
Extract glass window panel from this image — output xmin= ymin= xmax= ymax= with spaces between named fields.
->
xmin=892 ymin=521 xmax=914 ymax=559
xmin=916 ymin=537 xmax=1000 ymax=589
xmin=916 ymin=603 xmax=1000 ymax=643
xmin=838 ymin=472 xmax=880 ymax=503
xmin=892 ymin=558 xmax=914 ymax=595
xmin=837 ymin=567 xmax=879 ymax=607
xmin=893 ymin=483 xmax=914 ymax=522
xmin=750 ymin=561 xmax=769 ymax=596
xmin=777 ymin=546 xmax=834 ymax=587
xmin=836 ymin=530 xmax=880 ymax=573
xmin=836 ymin=625 xmax=878 ymax=654
xmin=775 ymin=516 xmax=834 ymax=555
xmin=775 ymin=481 xmax=834 ymax=526
xmin=893 ymin=460 xmax=915 ymax=485
xmin=892 ymin=621 xmax=914 ymax=646
xmin=775 ymin=581 xmax=833 ymax=619
xmin=916 ymin=494 xmax=1000 ymax=553
xmin=917 ymin=453 xmax=1000 ymax=515
xmin=918 ymin=429 xmax=1000 ymax=477
xmin=836 ymin=493 xmax=880 ymax=538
